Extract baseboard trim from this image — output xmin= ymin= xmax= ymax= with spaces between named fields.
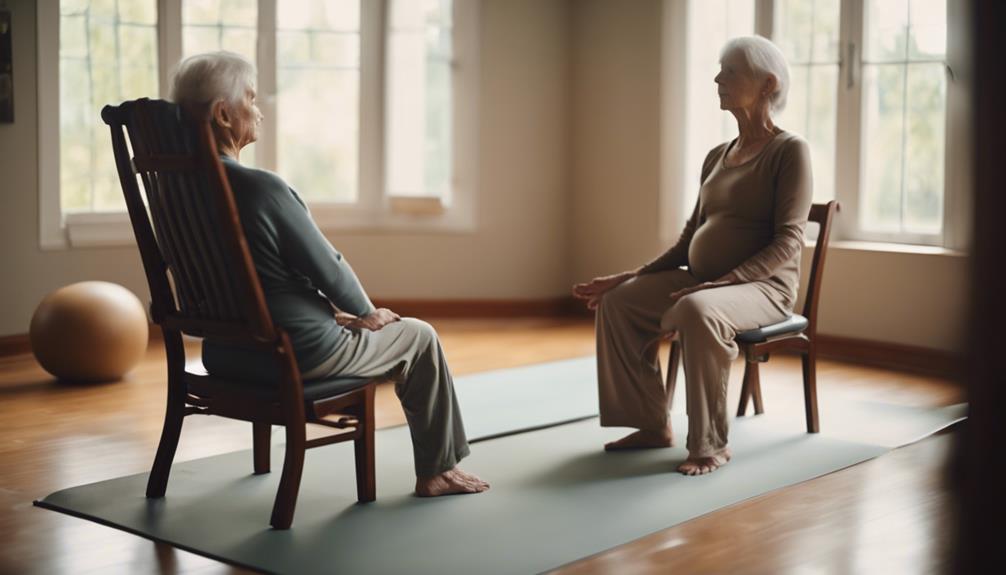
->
xmin=814 ymin=334 xmax=961 ymax=379
xmin=1 ymin=301 xmax=962 ymax=379
xmin=0 ymin=334 xmax=32 ymax=358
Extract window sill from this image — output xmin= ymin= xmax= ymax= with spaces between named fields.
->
xmin=806 ymin=239 xmax=968 ymax=258
xmin=63 ymin=212 xmax=135 ymax=248
xmin=310 ymin=202 xmax=476 ymax=235
xmin=54 ymin=203 xmax=477 ymax=249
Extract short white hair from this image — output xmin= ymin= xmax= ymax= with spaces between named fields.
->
xmin=170 ymin=51 xmax=256 ymax=107
xmin=720 ymin=35 xmax=790 ymax=114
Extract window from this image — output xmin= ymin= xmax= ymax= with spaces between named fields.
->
xmin=681 ymin=0 xmax=755 ymax=213
xmin=773 ymin=0 xmax=840 ymax=205
xmin=38 ymin=0 xmax=479 ymax=249
xmin=662 ymin=0 xmax=967 ymax=249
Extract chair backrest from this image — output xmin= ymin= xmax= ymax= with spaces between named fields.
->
xmin=102 ymin=98 xmax=276 ymax=346
xmin=801 ymin=200 xmax=840 ymax=335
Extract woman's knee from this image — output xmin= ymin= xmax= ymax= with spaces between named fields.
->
xmin=400 ymin=317 xmax=438 ymax=347
xmin=661 ymin=293 xmax=705 ymax=331
xmin=598 ymin=279 xmax=635 ymax=314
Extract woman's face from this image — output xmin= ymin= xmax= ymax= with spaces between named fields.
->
xmin=714 ymin=51 xmax=766 ymax=114
xmin=228 ymin=86 xmax=263 ymax=148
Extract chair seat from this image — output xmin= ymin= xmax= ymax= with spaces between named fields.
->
xmin=735 ymin=314 xmax=809 ymax=344
xmin=184 ymin=361 xmax=371 ymax=403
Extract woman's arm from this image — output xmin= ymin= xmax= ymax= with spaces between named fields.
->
xmin=637 ymin=143 xmax=723 ymax=275
xmin=266 ymin=189 xmax=377 ymax=317
xmin=720 ymin=137 xmax=813 ymax=284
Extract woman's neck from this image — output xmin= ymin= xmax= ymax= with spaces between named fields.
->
xmin=732 ymin=107 xmax=777 ymax=148
xmin=217 ymin=140 xmax=241 ymax=161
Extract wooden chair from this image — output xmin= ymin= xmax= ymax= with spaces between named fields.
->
xmin=665 ymin=201 xmax=839 ymax=433
xmin=102 ymin=98 xmax=385 ymax=529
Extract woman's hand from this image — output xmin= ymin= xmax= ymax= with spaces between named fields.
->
xmin=343 ymin=308 xmax=401 ymax=332
xmin=573 ymin=271 xmax=638 ymax=311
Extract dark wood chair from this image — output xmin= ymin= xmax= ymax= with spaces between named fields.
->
xmin=665 ymin=201 xmax=839 ymax=433
xmin=102 ymin=98 xmax=385 ymax=529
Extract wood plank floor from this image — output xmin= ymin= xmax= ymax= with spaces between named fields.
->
xmin=0 ymin=318 xmax=964 ymax=574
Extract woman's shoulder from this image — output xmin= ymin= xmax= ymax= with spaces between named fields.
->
xmin=772 ymin=130 xmax=810 ymax=154
xmin=702 ymin=140 xmax=731 ymax=171
xmin=705 ymin=140 xmax=731 ymax=160
xmin=221 ymin=157 xmax=288 ymax=191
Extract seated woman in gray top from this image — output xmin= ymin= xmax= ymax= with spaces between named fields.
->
xmin=573 ymin=36 xmax=812 ymax=476
xmin=171 ymin=51 xmax=488 ymax=497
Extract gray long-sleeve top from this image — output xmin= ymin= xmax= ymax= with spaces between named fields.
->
xmin=201 ymin=156 xmax=376 ymax=380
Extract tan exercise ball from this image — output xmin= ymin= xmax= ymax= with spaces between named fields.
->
xmin=30 ymin=281 xmax=149 ymax=382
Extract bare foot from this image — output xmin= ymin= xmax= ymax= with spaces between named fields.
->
xmin=415 ymin=467 xmax=490 ymax=497
xmin=677 ymin=447 xmax=732 ymax=476
xmin=604 ymin=425 xmax=674 ymax=451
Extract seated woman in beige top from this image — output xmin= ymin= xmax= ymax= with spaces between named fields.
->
xmin=573 ymin=36 xmax=812 ymax=476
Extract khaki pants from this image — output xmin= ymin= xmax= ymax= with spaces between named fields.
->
xmin=596 ymin=270 xmax=789 ymax=457
xmin=304 ymin=318 xmax=470 ymax=477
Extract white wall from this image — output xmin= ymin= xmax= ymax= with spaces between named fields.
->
xmin=568 ymin=0 xmax=665 ymax=285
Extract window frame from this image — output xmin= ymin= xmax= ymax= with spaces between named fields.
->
xmin=37 ymin=0 xmax=480 ymax=250
xmin=659 ymin=0 xmax=970 ymax=251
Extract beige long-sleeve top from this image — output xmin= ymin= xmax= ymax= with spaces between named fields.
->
xmin=640 ymin=131 xmax=813 ymax=307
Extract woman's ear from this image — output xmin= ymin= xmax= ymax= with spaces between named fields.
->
xmin=211 ymin=100 xmax=232 ymax=129
xmin=762 ymin=74 xmax=779 ymax=97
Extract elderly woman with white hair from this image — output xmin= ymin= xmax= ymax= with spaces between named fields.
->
xmin=171 ymin=51 xmax=488 ymax=497
xmin=573 ymin=36 xmax=812 ymax=475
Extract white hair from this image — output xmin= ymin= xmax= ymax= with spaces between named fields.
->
xmin=720 ymin=35 xmax=790 ymax=115
xmin=169 ymin=51 xmax=256 ymax=107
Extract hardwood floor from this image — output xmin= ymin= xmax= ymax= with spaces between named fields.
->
xmin=0 ymin=318 xmax=964 ymax=574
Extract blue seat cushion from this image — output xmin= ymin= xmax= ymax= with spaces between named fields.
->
xmin=735 ymin=314 xmax=809 ymax=344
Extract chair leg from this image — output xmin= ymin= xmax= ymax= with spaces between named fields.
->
xmin=253 ymin=422 xmax=271 ymax=474
xmin=802 ymin=347 xmax=820 ymax=433
xmin=737 ymin=360 xmax=757 ymax=416
xmin=750 ymin=362 xmax=765 ymax=415
xmin=145 ymin=395 xmax=185 ymax=498
xmin=354 ymin=385 xmax=377 ymax=503
xmin=270 ymin=423 xmax=307 ymax=530
xmin=665 ymin=340 xmax=681 ymax=411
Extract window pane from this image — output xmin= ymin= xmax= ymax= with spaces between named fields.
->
xmin=860 ymin=65 xmax=905 ymax=233
xmin=775 ymin=0 xmax=813 ymax=62
xmin=277 ymin=1 xmax=360 ymax=202
xmin=860 ymin=0 xmax=946 ymax=237
xmin=386 ymin=0 xmax=453 ymax=198
xmin=864 ymin=0 xmax=909 ymax=62
xmin=774 ymin=0 xmax=840 ymax=203
xmin=811 ymin=0 xmax=841 ymax=61
xmin=909 ymin=0 xmax=946 ymax=60
xmin=903 ymin=63 xmax=945 ymax=234
xmin=683 ymin=0 xmax=755 ymax=214
xmin=60 ymin=0 xmax=158 ymax=213
xmin=183 ymin=0 xmax=259 ymax=166
xmin=279 ymin=0 xmax=358 ymax=31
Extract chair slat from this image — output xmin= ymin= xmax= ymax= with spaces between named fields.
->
xmin=154 ymin=105 xmax=243 ymax=321
xmin=123 ymin=117 xmax=200 ymax=315
xmin=140 ymin=107 xmax=222 ymax=319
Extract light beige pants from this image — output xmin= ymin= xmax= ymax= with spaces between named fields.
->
xmin=596 ymin=269 xmax=790 ymax=457
xmin=304 ymin=318 xmax=470 ymax=478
